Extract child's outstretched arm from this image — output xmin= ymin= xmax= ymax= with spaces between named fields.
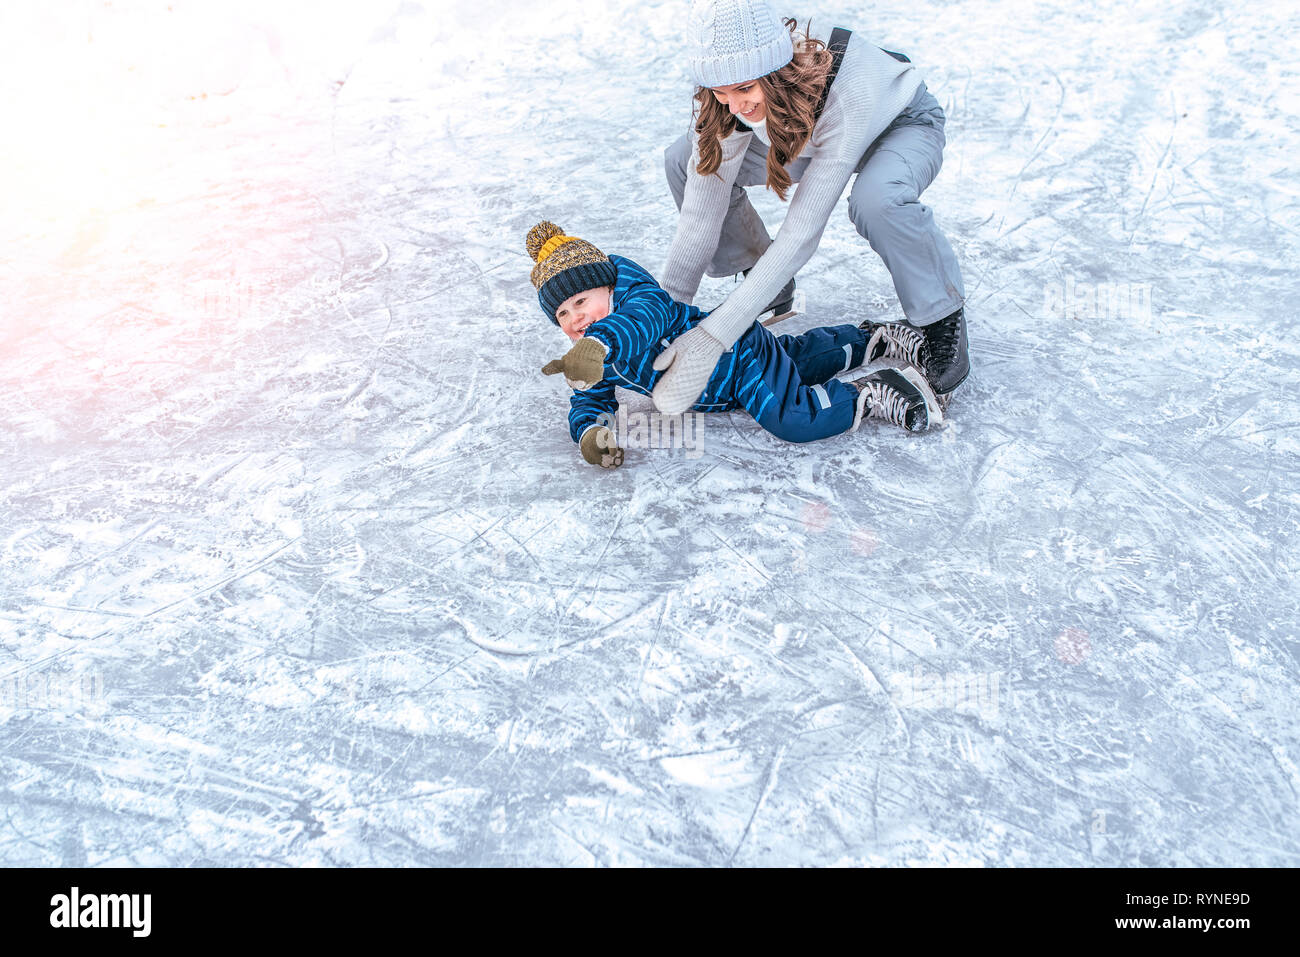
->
xmin=542 ymin=286 xmax=684 ymax=392
xmin=569 ymin=379 xmax=624 ymax=469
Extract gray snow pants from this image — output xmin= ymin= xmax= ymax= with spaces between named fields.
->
xmin=664 ymin=83 xmax=965 ymax=327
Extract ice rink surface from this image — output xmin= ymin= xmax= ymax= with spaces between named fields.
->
xmin=1 ymin=0 xmax=1297 ymax=866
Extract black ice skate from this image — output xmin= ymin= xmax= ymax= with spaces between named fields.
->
xmin=847 ymin=365 xmax=944 ymax=433
xmin=920 ymin=307 xmax=970 ymax=396
xmin=857 ymin=308 xmax=970 ymax=399
xmin=860 ymin=319 xmax=928 ymax=368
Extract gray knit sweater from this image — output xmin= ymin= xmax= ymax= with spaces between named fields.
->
xmin=661 ymin=30 xmax=922 ymax=348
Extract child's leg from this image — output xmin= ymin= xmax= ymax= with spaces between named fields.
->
xmin=730 ymin=324 xmax=861 ymax=443
xmin=773 ymin=324 xmax=870 ymax=385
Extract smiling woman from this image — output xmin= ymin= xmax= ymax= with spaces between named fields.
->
xmin=709 ymin=79 xmax=767 ymax=124
xmin=693 ymin=21 xmax=832 ymax=203
xmin=652 ymin=0 xmax=971 ymax=419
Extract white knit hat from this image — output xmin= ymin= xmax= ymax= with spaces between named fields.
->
xmin=686 ymin=0 xmax=794 ymax=88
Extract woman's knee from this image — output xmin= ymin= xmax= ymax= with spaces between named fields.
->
xmin=916 ymin=89 xmax=946 ymax=131
xmin=847 ymin=178 xmax=917 ymax=238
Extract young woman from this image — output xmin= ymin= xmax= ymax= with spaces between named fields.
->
xmin=652 ymin=0 xmax=969 ymax=416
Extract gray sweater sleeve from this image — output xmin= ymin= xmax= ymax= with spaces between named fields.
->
xmin=660 ymin=127 xmax=754 ymax=306
xmin=662 ymin=39 xmax=923 ymax=348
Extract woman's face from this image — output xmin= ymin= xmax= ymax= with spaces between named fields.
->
xmin=710 ymin=79 xmax=766 ymax=123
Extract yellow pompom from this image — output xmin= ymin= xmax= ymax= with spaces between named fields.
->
xmin=525 ymin=221 xmax=565 ymax=262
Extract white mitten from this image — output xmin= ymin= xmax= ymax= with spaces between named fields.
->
xmin=651 ymin=326 xmax=727 ymax=414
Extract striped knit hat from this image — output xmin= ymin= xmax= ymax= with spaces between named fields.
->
xmin=525 ymin=221 xmax=617 ymax=322
xmin=686 ymin=0 xmax=793 ymax=88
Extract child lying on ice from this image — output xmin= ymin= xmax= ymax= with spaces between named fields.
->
xmin=526 ymin=221 xmax=942 ymax=468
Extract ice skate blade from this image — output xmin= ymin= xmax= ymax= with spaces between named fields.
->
xmin=759 ymin=290 xmax=804 ymax=326
xmin=760 ymin=308 xmax=799 ymax=327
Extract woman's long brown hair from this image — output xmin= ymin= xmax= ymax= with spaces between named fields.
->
xmin=692 ymin=19 xmax=833 ymax=202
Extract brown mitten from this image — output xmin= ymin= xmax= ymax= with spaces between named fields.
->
xmin=542 ymin=337 xmax=609 ymax=390
xmin=579 ymin=426 xmax=624 ymax=469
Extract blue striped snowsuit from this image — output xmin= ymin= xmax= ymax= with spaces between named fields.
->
xmin=569 ymin=255 xmax=870 ymax=444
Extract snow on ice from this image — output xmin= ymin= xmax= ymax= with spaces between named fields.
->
xmin=0 ymin=0 xmax=1297 ymax=866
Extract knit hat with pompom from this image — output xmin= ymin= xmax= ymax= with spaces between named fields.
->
xmin=525 ymin=221 xmax=618 ymax=323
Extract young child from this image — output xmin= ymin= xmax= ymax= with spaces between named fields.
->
xmin=526 ymin=221 xmax=942 ymax=468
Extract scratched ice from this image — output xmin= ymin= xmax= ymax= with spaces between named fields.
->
xmin=1 ymin=0 xmax=1296 ymax=866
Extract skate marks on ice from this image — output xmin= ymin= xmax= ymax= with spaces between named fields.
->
xmin=3 ymin=0 xmax=1300 ymax=865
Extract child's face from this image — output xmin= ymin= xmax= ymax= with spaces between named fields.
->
xmin=555 ymin=286 xmax=613 ymax=341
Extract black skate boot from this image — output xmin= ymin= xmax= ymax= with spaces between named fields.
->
xmin=857 ymin=308 xmax=969 ymax=400
xmin=846 ymin=365 xmax=944 ymax=433
xmin=743 ymin=267 xmax=795 ymax=317
xmin=919 ymin=307 xmax=970 ymax=396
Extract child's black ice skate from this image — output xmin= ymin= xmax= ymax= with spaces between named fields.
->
xmin=859 ymin=319 xmax=929 ymax=370
xmin=847 ymin=365 xmax=943 ymax=433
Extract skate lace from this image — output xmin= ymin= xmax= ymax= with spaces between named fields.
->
xmin=923 ymin=311 xmax=961 ymax=369
xmin=867 ymin=324 xmax=928 ymax=370
xmin=864 ymin=379 xmax=913 ymax=429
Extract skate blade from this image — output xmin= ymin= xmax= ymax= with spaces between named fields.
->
xmin=760 ymin=308 xmax=799 ymax=326
xmin=759 ymin=290 xmax=804 ymax=326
